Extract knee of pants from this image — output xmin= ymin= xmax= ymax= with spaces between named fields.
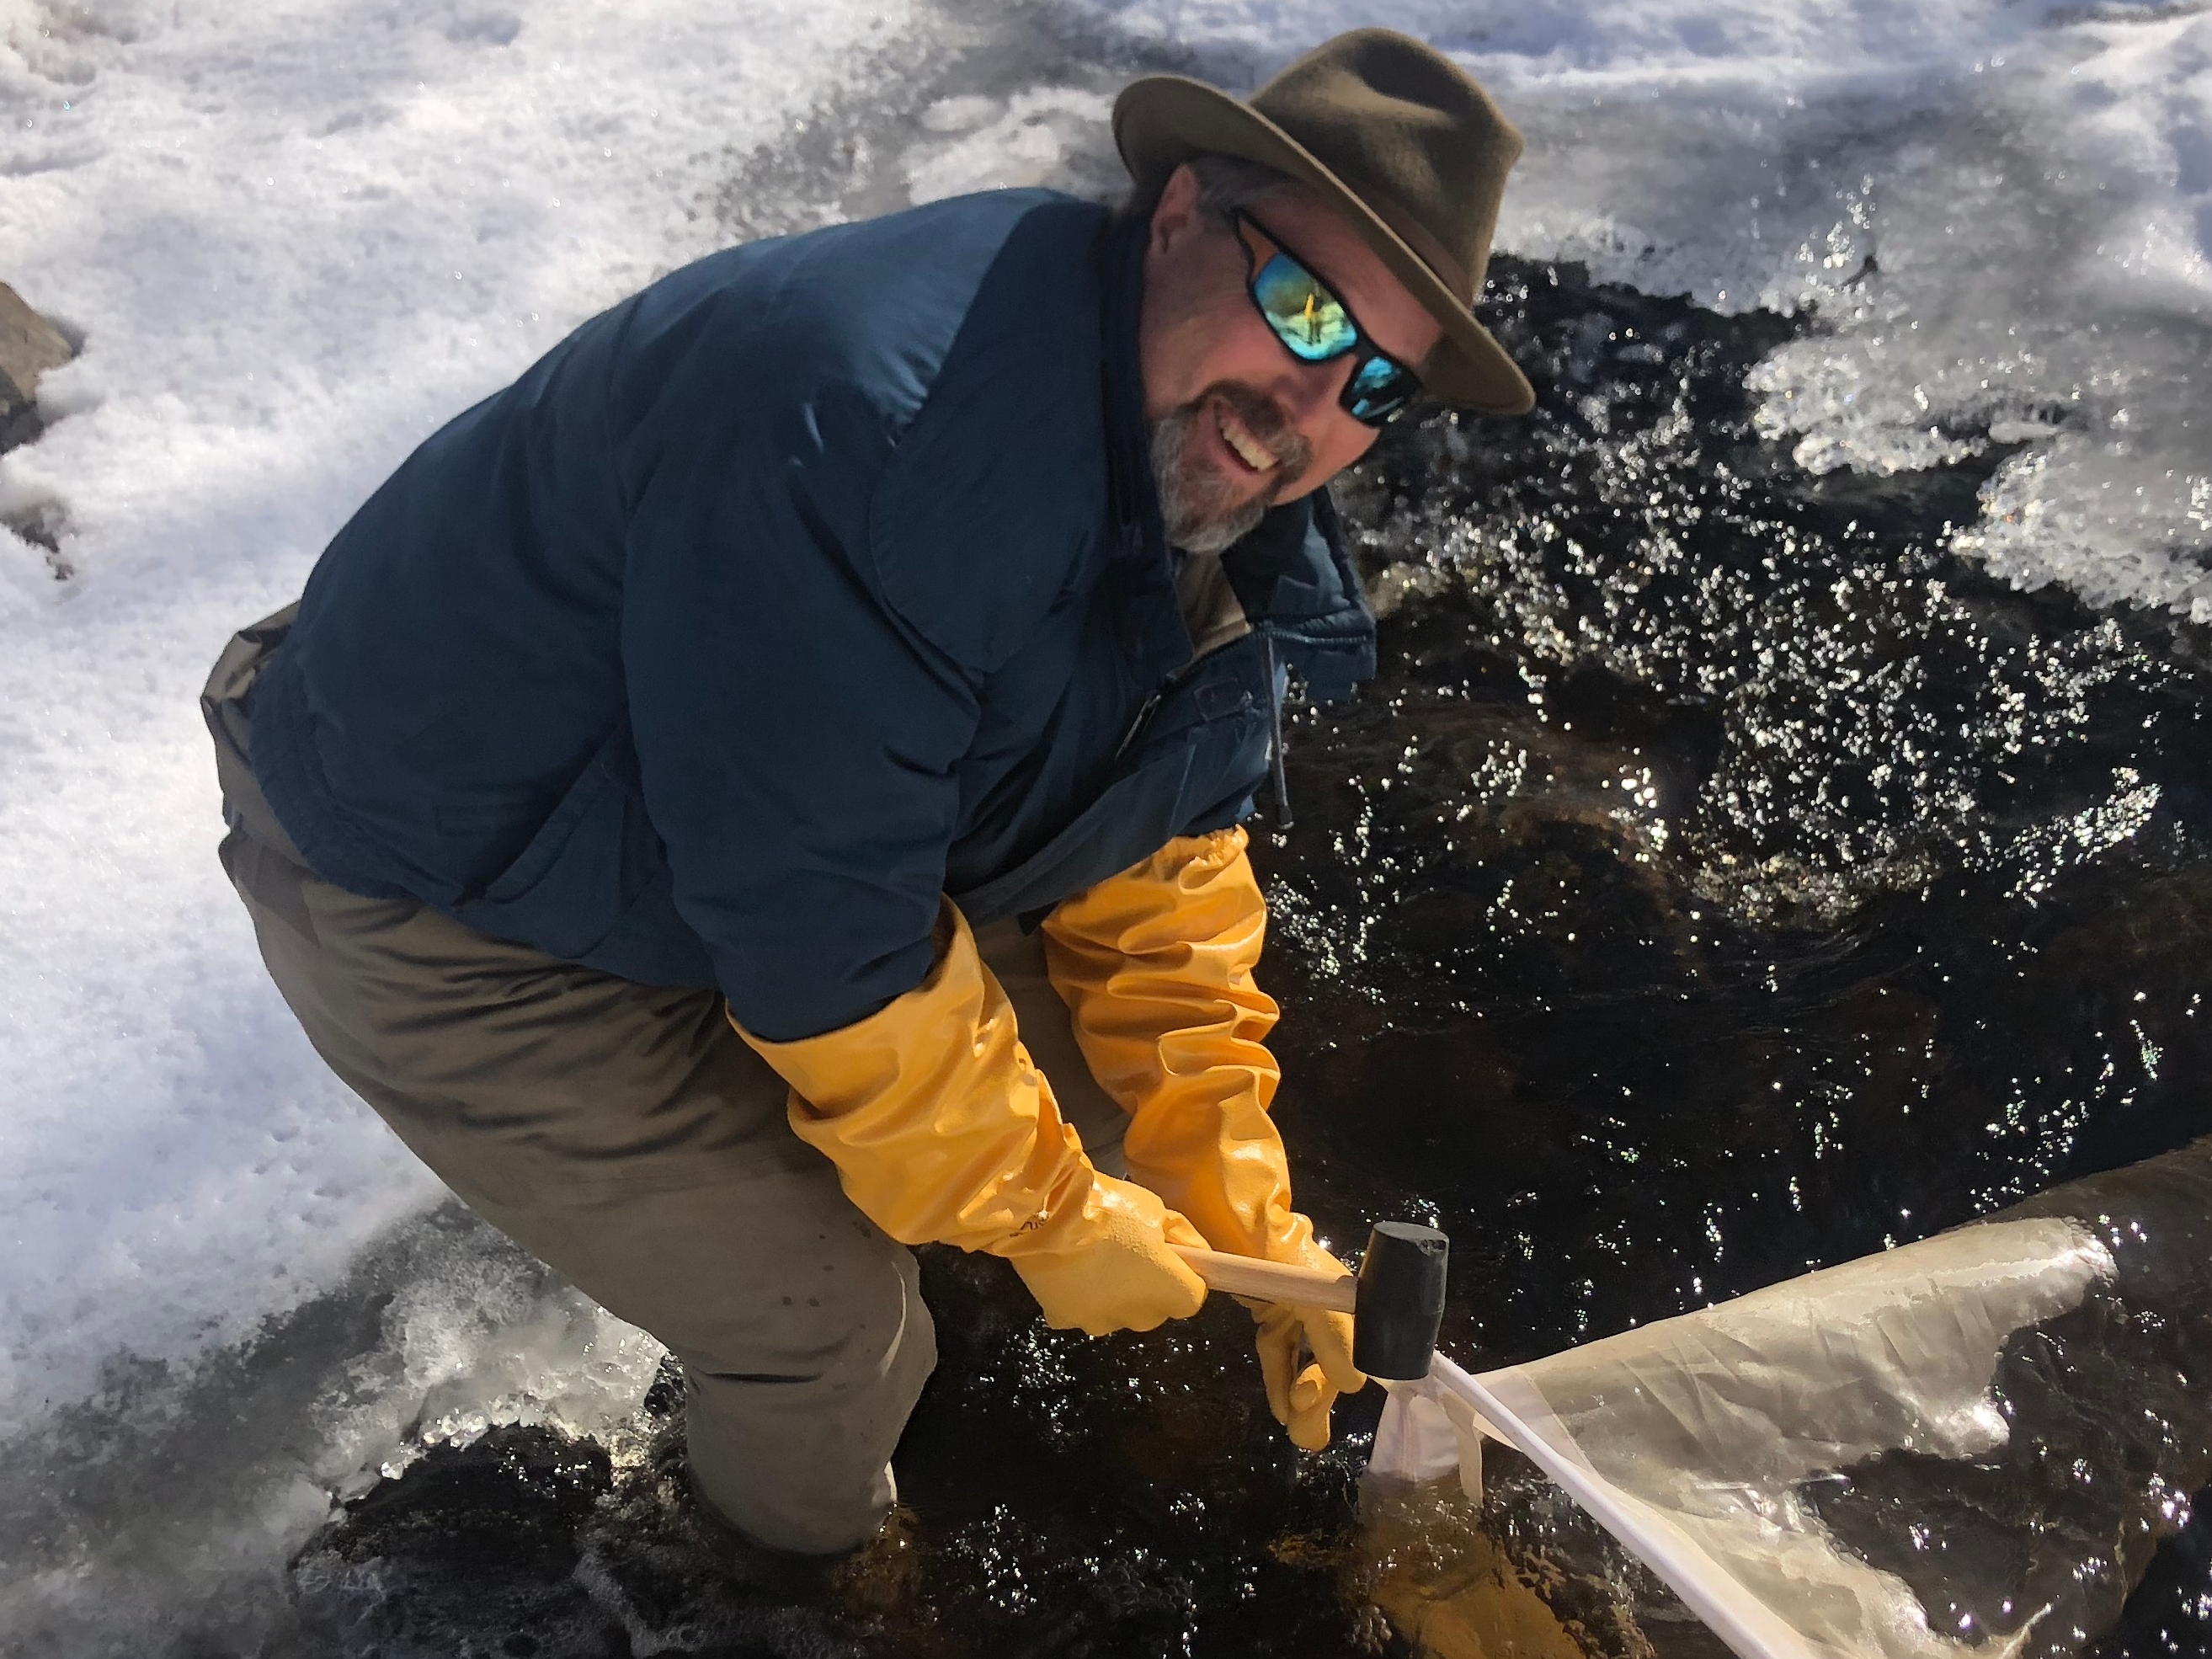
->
xmin=715 ymin=1229 xmax=919 ymax=1390
xmin=680 ymin=1240 xmax=937 ymax=1557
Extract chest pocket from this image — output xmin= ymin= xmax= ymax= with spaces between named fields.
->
xmin=949 ymin=632 xmax=1274 ymax=927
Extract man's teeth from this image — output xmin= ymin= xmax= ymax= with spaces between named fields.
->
xmin=1218 ymin=410 xmax=1278 ymax=472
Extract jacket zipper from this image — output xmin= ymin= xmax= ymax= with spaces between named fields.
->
xmin=1262 ymin=631 xmax=1293 ymax=830
xmin=1111 ymin=626 xmax=1294 ymax=829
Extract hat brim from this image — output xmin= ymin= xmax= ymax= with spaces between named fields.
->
xmin=1114 ymin=74 xmax=1536 ymax=417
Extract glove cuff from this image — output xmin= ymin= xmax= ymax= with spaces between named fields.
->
xmin=733 ymin=899 xmax=1099 ymax=1253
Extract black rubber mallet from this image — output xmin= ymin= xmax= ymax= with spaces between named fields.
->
xmin=1172 ymin=1220 xmax=1450 ymax=1379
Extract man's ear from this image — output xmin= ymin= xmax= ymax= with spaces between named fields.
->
xmin=1148 ymin=163 xmax=1206 ymax=259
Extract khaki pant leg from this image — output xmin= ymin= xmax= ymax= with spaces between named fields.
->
xmin=218 ymin=826 xmax=931 ymax=1555
xmin=973 ymin=915 xmax=1128 ymax=1180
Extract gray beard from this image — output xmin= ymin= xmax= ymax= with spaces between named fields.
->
xmin=1149 ymin=405 xmax=1271 ymax=555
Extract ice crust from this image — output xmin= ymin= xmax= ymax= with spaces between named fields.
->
xmin=0 ymin=1208 xmax=663 ymax=1653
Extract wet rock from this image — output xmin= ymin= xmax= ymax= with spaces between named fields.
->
xmin=0 ymin=281 xmax=74 ymax=455
xmin=285 ymin=1426 xmax=624 ymax=1657
xmin=286 ymin=1363 xmax=866 ymax=1659
xmin=1358 ymin=1480 xmax=1597 ymax=1659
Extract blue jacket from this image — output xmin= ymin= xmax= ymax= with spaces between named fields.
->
xmin=249 ymin=191 xmax=1376 ymax=1041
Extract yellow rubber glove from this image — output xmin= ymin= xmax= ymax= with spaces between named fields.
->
xmin=1254 ymin=1294 xmax=1364 ymax=1451
xmin=1042 ymin=826 xmax=1366 ymax=1445
xmin=729 ymin=899 xmax=1207 ymax=1337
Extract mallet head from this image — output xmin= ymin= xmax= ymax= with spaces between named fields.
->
xmin=1352 ymin=1221 xmax=1450 ymax=1380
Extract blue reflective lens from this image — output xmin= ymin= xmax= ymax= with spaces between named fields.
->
xmin=1251 ymin=253 xmax=1359 ymax=360
xmin=1345 ymin=354 xmax=1418 ymax=422
xmin=1236 ymin=211 xmax=1423 ymax=427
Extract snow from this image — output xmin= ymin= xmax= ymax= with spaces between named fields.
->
xmin=0 ymin=0 xmax=919 ymax=1422
xmin=0 ymin=0 xmax=2206 ymax=1639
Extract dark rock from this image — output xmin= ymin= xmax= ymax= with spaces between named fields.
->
xmin=0 ymin=280 xmax=75 ymax=454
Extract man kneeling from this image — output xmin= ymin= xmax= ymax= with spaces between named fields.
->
xmin=204 ymin=29 xmax=1532 ymax=1555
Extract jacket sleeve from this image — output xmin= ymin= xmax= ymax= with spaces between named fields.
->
xmin=1039 ymin=826 xmax=1327 ymax=1265
xmin=734 ymin=899 xmax=1123 ymax=1246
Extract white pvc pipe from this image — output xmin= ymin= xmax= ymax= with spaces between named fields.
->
xmin=1424 ymin=1352 xmax=1816 ymax=1659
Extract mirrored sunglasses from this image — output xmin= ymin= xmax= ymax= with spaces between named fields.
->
xmin=1234 ymin=210 xmax=1423 ymax=427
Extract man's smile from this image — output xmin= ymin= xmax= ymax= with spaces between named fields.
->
xmin=1215 ymin=399 xmax=1281 ymax=474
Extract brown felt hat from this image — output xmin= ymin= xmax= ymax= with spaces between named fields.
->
xmin=1114 ymin=28 xmax=1534 ymax=416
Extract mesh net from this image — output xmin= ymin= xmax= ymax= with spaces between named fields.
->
xmin=1369 ymin=1138 xmax=2212 ymax=1659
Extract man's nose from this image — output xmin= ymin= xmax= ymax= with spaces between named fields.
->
xmin=1274 ymin=359 xmax=1346 ymax=434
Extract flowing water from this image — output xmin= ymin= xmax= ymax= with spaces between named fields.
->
xmin=5 ymin=1 xmax=2210 ymax=1653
